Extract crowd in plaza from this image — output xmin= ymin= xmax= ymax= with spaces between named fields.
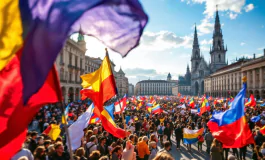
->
xmin=10 ymin=94 xmax=265 ymax=160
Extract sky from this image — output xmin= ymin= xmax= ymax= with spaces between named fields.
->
xmin=72 ymin=0 xmax=265 ymax=85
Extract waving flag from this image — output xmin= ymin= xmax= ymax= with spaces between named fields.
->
xmin=261 ymin=103 xmax=265 ymax=107
xmin=251 ymin=115 xmax=261 ymax=123
xmin=42 ymin=124 xmax=61 ymax=141
xmin=80 ymin=53 xmax=127 ymax=138
xmin=62 ymin=103 xmax=71 ymax=124
xmin=245 ymin=94 xmax=256 ymax=107
xmin=151 ymin=104 xmax=163 ymax=114
xmin=207 ymin=77 xmax=254 ymax=148
xmin=114 ymin=95 xmax=127 ymax=114
xmin=68 ymin=104 xmax=94 ymax=150
xmin=183 ymin=128 xmax=204 ymax=144
xmin=189 ymin=97 xmax=195 ymax=108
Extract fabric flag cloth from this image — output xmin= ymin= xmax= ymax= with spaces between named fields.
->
xmin=114 ymin=95 xmax=127 ymax=114
xmin=0 ymin=0 xmax=148 ymax=104
xmin=62 ymin=103 xmax=71 ymax=124
xmin=183 ymin=128 xmax=204 ymax=144
xmin=207 ymin=78 xmax=254 ymax=148
xmin=42 ymin=124 xmax=61 ymax=141
xmin=177 ymin=104 xmax=186 ymax=109
xmin=151 ymin=104 xmax=163 ymax=114
xmin=68 ymin=104 xmax=94 ymax=151
xmin=191 ymin=109 xmax=198 ymax=114
xmin=251 ymin=115 xmax=261 ymax=123
xmin=0 ymin=51 xmax=61 ymax=159
xmin=245 ymin=94 xmax=256 ymax=107
xmin=189 ymin=98 xmax=195 ymax=108
xmin=261 ymin=103 xmax=265 ymax=107
xmin=80 ymin=54 xmax=127 ymax=138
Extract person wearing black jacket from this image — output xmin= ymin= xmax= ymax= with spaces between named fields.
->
xmin=164 ymin=123 xmax=172 ymax=146
xmin=174 ymin=124 xmax=182 ymax=149
xmin=97 ymin=137 xmax=108 ymax=157
xmin=28 ymin=131 xmax=38 ymax=153
xmin=50 ymin=142 xmax=70 ymax=160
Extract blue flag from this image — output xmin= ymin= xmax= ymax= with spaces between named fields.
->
xmin=251 ymin=115 xmax=261 ymax=123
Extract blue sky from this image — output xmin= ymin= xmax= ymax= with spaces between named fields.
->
xmin=75 ymin=0 xmax=265 ymax=85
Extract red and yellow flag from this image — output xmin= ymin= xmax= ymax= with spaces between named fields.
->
xmin=80 ymin=53 xmax=128 ymax=138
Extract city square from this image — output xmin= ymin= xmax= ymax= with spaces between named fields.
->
xmin=1 ymin=0 xmax=265 ymax=160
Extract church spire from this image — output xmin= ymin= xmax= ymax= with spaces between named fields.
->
xmin=78 ymin=26 xmax=85 ymax=42
xmin=193 ymin=23 xmax=199 ymax=47
xmin=214 ymin=5 xmax=221 ymax=35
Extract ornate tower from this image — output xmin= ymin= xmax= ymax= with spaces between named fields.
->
xmin=185 ymin=64 xmax=191 ymax=83
xmin=191 ymin=24 xmax=201 ymax=73
xmin=167 ymin=72 xmax=172 ymax=81
xmin=210 ymin=5 xmax=227 ymax=72
xmin=77 ymin=27 xmax=86 ymax=51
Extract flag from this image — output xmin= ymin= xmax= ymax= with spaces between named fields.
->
xmin=261 ymin=103 xmax=265 ymax=107
xmin=68 ymin=104 xmax=94 ymax=150
xmin=0 ymin=0 xmax=148 ymax=103
xmin=207 ymin=77 xmax=254 ymax=148
xmin=114 ymin=95 xmax=127 ymax=114
xmin=251 ymin=115 xmax=261 ymax=123
xmin=191 ymin=109 xmax=198 ymax=114
xmin=183 ymin=128 xmax=204 ymax=144
xmin=199 ymin=99 xmax=208 ymax=116
xmin=42 ymin=124 xmax=61 ymax=141
xmin=80 ymin=54 xmax=127 ymax=138
xmin=245 ymin=94 xmax=256 ymax=107
xmin=0 ymin=51 xmax=61 ymax=159
xmin=151 ymin=104 xmax=163 ymax=114
xmin=62 ymin=103 xmax=71 ymax=124
xmin=89 ymin=104 xmax=101 ymax=124
xmin=189 ymin=97 xmax=195 ymax=108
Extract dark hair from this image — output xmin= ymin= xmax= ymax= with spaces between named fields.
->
xmin=112 ymin=145 xmax=122 ymax=154
xmin=164 ymin=141 xmax=171 ymax=148
xmin=44 ymin=140 xmax=51 ymax=146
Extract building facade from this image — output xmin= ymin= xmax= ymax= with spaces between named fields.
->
xmin=205 ymin=51 xmax=265 ymax=99
xmin=134 ymin=74 xmax=177 ymax=95
xmin=55 ymin=33 xmax=86 ymax=103
xmin=128 ymin=83 xmax=135 ymax=96
xmin=191 ymin=7 xmax=227 ymax=96
xmin=178 ymin=65 xmax=191 ymax=95
xmin=114 ymin=68 xmax=129 ymax=97
xmin=172 ymin=85 xmax=179 ymax=96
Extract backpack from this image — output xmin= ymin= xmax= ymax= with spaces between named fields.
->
xmin=85 ymin=143 xmax=95 ymax=157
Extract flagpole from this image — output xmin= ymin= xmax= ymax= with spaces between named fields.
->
xmin=60 ymin=102 xmax=74 ymax=160
xmin=105 ymin=48 xmax=128 ymax=139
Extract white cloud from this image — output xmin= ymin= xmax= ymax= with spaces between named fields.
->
xmin=244 ymin=4 xmax=254 ymax=12
xmin=257 ymin=47 xmax=265 ymax=50
xmin=229 ymin=13 xmax=238 ymax=20
xmin=197 ymin=18 xmax=214 ymax=35
xmin=140 ymin=31 xmax=193 ymax=51
xmin=240 ymin=42 xmax=246 ymax=46
xmin=201 ymin=39 xmax=212 ymax=45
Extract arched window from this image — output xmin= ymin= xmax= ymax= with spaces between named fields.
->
xmin=218 ymin=54 xmax=221 ymax=62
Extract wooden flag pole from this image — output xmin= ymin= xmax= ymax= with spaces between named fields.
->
xmin=105 ymin=48 xmax=128 ymax=139
xmin=60 ymin=102 xmax=74 ymax=160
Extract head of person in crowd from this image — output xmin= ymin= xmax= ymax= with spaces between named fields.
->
xmin=164 ymin=141 xmax=171 ymax=151
xmin=90 ymin=135 xmax=97 ymax=144
xmin=75 ymin=147 xmax=85 ymax=158
xmin=36 ymin=136 xmax=44 ymax=145
xmin=99 ymin=137 xmax=107 ymax=145
xmin=54 ymin=142 xmax=64 ymax=156
xmin=18 ymin=156 xmax=28 ymax=160
xmin=34 ymin=146 xmax=46 ymax=159
xmin=93 ymin=127 xmax=98 ymax=135
xmin=31 ymin=131 xmax=38 ymax=140
xmin=89 ymin=150 xmax=101 ymax=160
xmin=86 ymin=130 xmax=93 ymax=142
xmin=153 ymin=151 xmax=174 ymax=160
xmin=103 ymin=131 xmax=109 ymax=137
xmin=47 ymin=144 xmax=55 ymax=156
xmin=111 ymin=145 xmax=122 ymax=156
xmin=149 ymin=134 xmax=156 ymax=142
xmin=149 ymin=141 xmax=157 ymax=149
xmin=142 ymin=136 xmax=148 ymax=143
xmin=44 ymin=140 xmax=51 ymax=149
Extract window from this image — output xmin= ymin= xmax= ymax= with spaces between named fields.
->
xmin=75 ymin=56 xmax=78 ymax=66
xmin=69 ymin=53 xmax=72 ymax=65
xmin=218 ymin=54 xmax=221 ymax=62
xmin=60 ymin=52 xmax=63 ymax=63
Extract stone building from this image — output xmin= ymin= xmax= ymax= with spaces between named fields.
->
xmin=178 ymin=65 xmax=191 ymax=95
xmin=191 ymin=7 xmax=228 ymax=95
xmin=134 ymin=74 xmax=177 ymax=95
xmin=115 ymin=67 xmax=129 ymax=97
xmin=204 ymin=51 xmax=265 ymax=99
xmin=55 ymin=32 xmax=86 ymax=103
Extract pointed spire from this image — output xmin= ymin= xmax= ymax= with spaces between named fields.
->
xmin=78 ymin=25 xmax=85 ymax=42
xmin=193 ymin=23 xmax=199 ymax=47
xmin=214 ymin=5 xmax=221 ymax=35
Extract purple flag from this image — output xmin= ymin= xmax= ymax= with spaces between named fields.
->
xmin=20 ymin=0 xmax=148 ymax=103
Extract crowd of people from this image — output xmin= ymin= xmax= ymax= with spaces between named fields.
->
xmin=11 ymin=96 xmax=265 ymax=160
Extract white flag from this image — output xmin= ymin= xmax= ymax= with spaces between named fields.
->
xmin=67 ymin=104 xmax=94 ymax=151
